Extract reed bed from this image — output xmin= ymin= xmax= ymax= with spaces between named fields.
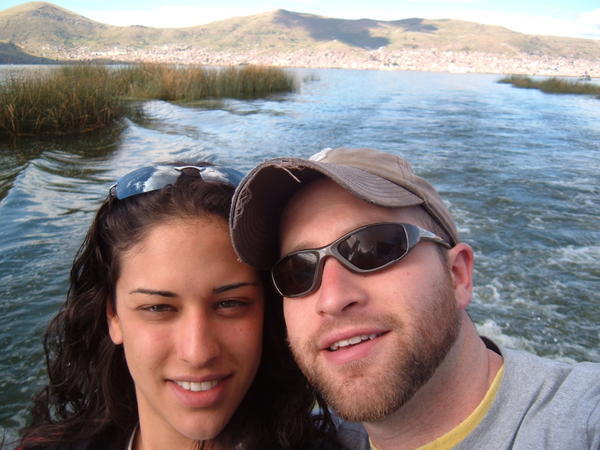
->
xmin=215 ymin=65 xmax=298 ymax=99
xmin=1 ymin=63 xmax=297 ymax=136
xmin=498 ymin=75 xmax=600 ymax=96
xmin=113 ymin=64 xmax=296 ymax=100
xmin=112 ymin=64 xmax=216 ymax=101
xmin=0 ymin=65 xmax=126 ymax=136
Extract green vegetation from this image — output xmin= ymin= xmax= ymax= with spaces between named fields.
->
xmin=0 ymin=63 xmax=297 ymax=136
xmin=0 ymin=65 xmax=126 ymax=136
xmin=498 ymin=75 xmax=600 ymax=97
xmin=113 ymin=64 xmax=296 ymax=101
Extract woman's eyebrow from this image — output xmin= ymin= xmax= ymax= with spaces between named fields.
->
xmin=129 ymin=288 xmax=177 ymax=297
xmin=213 ymin=282 xmax=257 ymax=294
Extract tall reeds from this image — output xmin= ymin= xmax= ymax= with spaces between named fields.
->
xmin=0 ymin=63 xmax=297 ymax=136
xmin=0 ymin=65 xmax=126 ymax=136
xmin=112 ymin=64 xmax=296 ymax=100
xmin=215 ymin=65 xmax=298 ymax=99
xmin=498 ymin=75 xmax=600 ymax=96
xmin=112 ymin=64 xmax=215 ymax=101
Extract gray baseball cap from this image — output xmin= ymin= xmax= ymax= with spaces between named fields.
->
xmin=230 ymin=147 xmax=459 ymax=270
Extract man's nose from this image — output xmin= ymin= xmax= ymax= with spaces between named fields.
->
xmin=314 ymin=256 xmax=369 ymax=316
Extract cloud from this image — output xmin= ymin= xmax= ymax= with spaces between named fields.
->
xmin=507 ymin=15 xmax=600 ymax=39
xmin=435 ymin=9 xmax=600 ymax=39
xmin=581 ymin=9 xmax=600 ymax=25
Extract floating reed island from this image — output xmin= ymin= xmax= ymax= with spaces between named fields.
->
xmin=0 ymin=64 xmax=297 ymax=136
xmin=498 ymin=75 xmax=600 ymax=97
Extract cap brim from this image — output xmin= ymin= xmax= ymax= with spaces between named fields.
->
xmin=230 ymin=158 xmax=424 ymax=269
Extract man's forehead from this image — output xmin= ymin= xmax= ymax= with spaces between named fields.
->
xmin=279 ymin=178 xmax=355 ymax=231
xmin=277 ymin=179 xmax=336 ymax=252
xmin=278 ymin=178 xmax=421 ymax=253
xmin=281 ymin=177 xmax=335 ymax=217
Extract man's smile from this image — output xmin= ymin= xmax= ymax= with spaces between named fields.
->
xmin=327 ymin=332 xmax=387 ymax=351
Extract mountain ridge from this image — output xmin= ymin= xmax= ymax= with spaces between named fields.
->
xmin=1 ymin=2 xmax=598 ymax=76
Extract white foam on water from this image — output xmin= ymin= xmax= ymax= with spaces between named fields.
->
xmin=546 ymin=177 xmax=599 ymax=190
xmin=527 ymin=215 xmax=547 ymax=230
xmin=473 ymin=283 xmax=503 ymax=306
xmin=449 ymin=204 xmax=479 ymax=237
xmin=476 ymin=319 xmax=535 ymax=353
xmin=475 ymin=319 xmax=599 ymax=364
xmin=554 ymin=244 xmax=600 ymax=267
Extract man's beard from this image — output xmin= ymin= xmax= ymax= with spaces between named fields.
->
xmin=288 ymin=280 xmax=460 ymax=422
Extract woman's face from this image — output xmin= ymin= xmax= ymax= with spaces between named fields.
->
xmin=108 ymin=216 xmax=264 ymax=446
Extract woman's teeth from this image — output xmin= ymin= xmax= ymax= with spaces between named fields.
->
xmin=175 ymin=380 xmax=219 ymax=392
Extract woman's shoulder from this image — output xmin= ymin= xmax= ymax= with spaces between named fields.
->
xmin=19 ymin=425 xmax=131 ymax=450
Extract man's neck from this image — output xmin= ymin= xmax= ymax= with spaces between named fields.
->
xmin=364 ymin=316 xmax=503 ymax=450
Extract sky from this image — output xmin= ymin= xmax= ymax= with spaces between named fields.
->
xmin=3 ymin=0 xmax=600 ymax=39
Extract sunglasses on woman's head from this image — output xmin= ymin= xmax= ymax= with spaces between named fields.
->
xmin=109 ymin=165 xmax=244 ymax=200
xmin=271 ymin=222 xmax=452 ymax=298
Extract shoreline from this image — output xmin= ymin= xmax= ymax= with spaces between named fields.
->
xmin=30 ymin=45 xmax=600 ymax=78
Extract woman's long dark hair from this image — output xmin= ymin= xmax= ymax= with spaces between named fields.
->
xmin=19 ymin=171 xmax=339 ymax=449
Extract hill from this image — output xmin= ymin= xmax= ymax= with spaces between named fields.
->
xmin=0 ymin=2 xmax=187 ymax=49
xmin=0 ymin=2 xmax=598 ymax=76
xmin=0 ymin=41 xmax=58 ymax=64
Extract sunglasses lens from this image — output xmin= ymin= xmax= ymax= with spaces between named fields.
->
xmin=111 ymin=165 xmax=244 ymax=200
xmin=272 ymin=251 xmax=319 ymax=297
xmin=338 ymin=223 xmax=408 ymax=270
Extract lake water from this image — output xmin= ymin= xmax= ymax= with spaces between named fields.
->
xmin=1 ymin=67 xmax=599 ymax=442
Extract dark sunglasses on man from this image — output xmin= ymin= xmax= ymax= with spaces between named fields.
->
xmin=271 ymin=222 xmax=452 ymax=298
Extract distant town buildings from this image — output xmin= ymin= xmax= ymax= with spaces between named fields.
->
xmin=39 ymin=45 xmax=599 ymax=78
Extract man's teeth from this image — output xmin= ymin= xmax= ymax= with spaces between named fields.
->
xmin=175 ymin=380 xmax=219 ymax=392
xmin=328 ymin=334 xmax=378 ymax=351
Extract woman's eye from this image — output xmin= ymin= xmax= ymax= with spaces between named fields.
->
xmin=142 ymin=304 xmax=175 ymax=313
xmin=215 ymin=299 xmax=247 ymax=310
xmin=214 ymin=299 xmax=254 ymax=316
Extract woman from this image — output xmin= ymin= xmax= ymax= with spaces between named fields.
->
xmin=19 ymin=164 xmax=339 ymax=449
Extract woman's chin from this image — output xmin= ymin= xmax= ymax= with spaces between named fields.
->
xmin=176 ymin=416 xmax=231 ymax=443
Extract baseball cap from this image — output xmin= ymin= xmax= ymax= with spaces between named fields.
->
xmin=230 ymin=147 xmax=459 ymax=270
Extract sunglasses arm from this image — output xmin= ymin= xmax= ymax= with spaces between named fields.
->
xmin=415 ymin=227 xmax=452 ymax=248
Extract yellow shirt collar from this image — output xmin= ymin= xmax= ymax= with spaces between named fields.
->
xmin=370 ymin=364 xmax=505 ymax=450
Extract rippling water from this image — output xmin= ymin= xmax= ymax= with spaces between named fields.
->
xmin=1 ymin=67 xmax=599 ymax=441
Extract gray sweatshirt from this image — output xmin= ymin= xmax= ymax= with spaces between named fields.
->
xmin=336 ymin=344 xmax=600 ymax=449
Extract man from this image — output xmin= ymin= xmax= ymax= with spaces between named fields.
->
xmin=229 ymin=147 xmax=600 ymax=449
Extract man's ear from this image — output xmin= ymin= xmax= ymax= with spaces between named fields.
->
xmin=106 ymin=300 xmax=123 ymax=345
xmin=447 ymin=243 xmax=474 ymax=310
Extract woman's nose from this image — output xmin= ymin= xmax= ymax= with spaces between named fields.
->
xmin=177 ymin=311 xmax=220 ymax=367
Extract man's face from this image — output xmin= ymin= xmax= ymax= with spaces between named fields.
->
xmin=279 ymin=179 xmax=460 ymax=422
